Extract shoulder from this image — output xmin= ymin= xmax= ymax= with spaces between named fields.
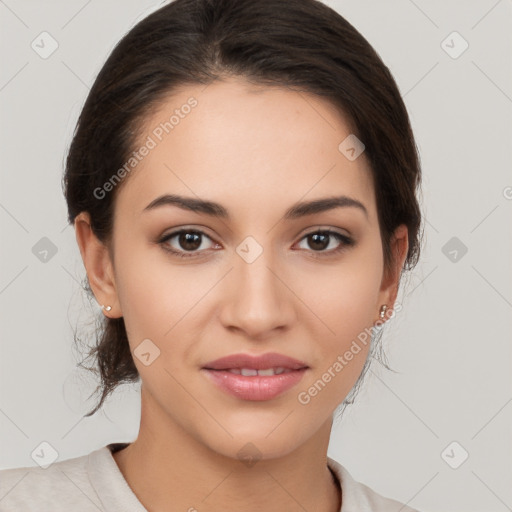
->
xmin=327 ymin=457 xmax=420 ymax=512
xmin=0 ymin=448 xmax=103 ymax=511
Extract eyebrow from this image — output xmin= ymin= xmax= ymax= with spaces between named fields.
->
xmin=143 ymin=194 xmax=368 ymax=220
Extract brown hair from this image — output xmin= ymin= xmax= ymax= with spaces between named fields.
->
xmin=63 ymin=0 xmax=423 ymax=417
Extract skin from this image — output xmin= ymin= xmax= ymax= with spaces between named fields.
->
xmin=75 ymin=76 xmax=408 ymax=512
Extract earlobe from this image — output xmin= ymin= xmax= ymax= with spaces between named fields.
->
xmin=74 ymin=212 xmax=120 ymax=317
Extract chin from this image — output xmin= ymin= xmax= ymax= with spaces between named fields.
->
xmin=212 ymin=437 xmax=301 ymax=464
xmin=198 ymin=418 xmax=310 ymax=463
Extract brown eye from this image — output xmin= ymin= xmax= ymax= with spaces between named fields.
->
xmin=158 ymin=229 xmax=216 ymax=258
xmin=297 ymin=230 xmax=354 ymax=255
xmin=177 ymin=232 xmax=202 ymax=251
xmin=307 ymin=232 xmax=330 ymax=251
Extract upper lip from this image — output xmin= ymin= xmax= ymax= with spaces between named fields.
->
xmin=202 ymin=352 xmax=309 ymax=371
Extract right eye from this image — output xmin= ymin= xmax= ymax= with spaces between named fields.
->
xmin=158 ymin=229 xmax=219 ymax=258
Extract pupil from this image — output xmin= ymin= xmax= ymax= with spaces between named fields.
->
xmin=310 ymin=233 xmax=328 ymax=250
xmin=180 ymin=232 xmax=201 ymax=251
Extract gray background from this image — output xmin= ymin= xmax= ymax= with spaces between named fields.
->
xmin=1 ymin=1 xmax=511 ymax=511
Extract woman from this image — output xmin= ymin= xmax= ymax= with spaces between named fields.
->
xmin=0 ymin=0 xmax=423 ymax=510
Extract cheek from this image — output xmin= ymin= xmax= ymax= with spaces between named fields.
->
xmin=113 ymin=241 xmax=215 ymax=371
xmin=299 ymin=250 xmax=382 ymax=338
xmin=296 ymin=279 xmax=375 ymax=416
xmin=294 ymin=249 xmax=382 ymax=403
xmin=113 ymin=239 xmax=180 ymax=343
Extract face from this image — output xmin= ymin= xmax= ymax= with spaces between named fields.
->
xmin=79 ymin=77 xmax=407 ymax=460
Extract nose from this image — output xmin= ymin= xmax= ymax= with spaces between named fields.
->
xmin=219 ymin=245 xmax=296 ymax=340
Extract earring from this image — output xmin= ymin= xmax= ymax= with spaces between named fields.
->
xmin=379 ymin=304 xmax=388 ymax=319
xmin=101 ymin=305 xmax=112 ymax=312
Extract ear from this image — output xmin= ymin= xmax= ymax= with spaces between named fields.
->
xmin=376 ymin=224 xmax=409 ymax=323
xmin=74 ymin=211 xmax=121 ymax=318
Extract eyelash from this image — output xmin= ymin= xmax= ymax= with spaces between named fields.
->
xmin=157 ymin=228 xmax=355 ymax=259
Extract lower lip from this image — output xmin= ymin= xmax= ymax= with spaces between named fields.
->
xmin=202 ymin=368 xmax=308 ymax=401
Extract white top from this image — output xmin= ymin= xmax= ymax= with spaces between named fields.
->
xmin=0 ymin=443 xmax=419 ymax=511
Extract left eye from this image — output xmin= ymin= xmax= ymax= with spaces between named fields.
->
xmin=296 ymin=230 xmax=354 ymax=254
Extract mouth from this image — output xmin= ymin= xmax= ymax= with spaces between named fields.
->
xmin=201 ymin=352 xmax=309 ymax=401
xmin=214 ymin=367 xmax=299 ymax=376
xmin=202 ymin=352 xmax=309 ymax=371
xmin=201 ymin=368 xmax=309 ymax=401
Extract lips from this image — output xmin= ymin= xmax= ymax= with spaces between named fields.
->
xmin=202 ymin=352 xmax=309 ymax=371
xmin=201 ymin=352 xmax=309 ymax=401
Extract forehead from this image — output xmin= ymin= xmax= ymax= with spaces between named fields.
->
xmin=117 ymin=77 xmax=376 ymax=223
